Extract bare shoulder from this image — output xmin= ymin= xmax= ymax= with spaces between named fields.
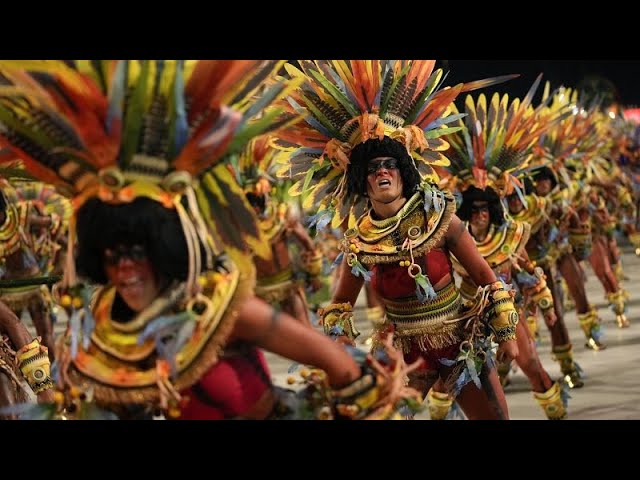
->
xmin=444 ymin=214 xmax=466 ymax=247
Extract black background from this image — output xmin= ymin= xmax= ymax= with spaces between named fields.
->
xmin=439 ymin=60 xmax=640 ymax=107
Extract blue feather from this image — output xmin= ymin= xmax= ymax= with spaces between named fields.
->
xmin=331 ymin=251 xmax=344 ymax=271
xmin=286 ymin=97 xmax=333 ymax=137
xmin=138 ymin=311 xmax=193 ymax=345
xmin=329 ymin=325 xmax=344 ymax=336
xmin=173 ymin=60 xmax=188 ymax=153
xmin=445 ymin=401 xmax=466 ymax=420
xmin=241 ymin=81 xmax=286 ymax=124
xmin=326 ymin=67 xmax=360 ymax=110
xmin=423 ymin=112 xmax=467 ymax=131
xmin=106 ymin=61 xmax=127 ymax=134
xmin=438 ymin=358 xmax=457 ymax=367
xmin=288 ymin=363 xmax=300 ymax=374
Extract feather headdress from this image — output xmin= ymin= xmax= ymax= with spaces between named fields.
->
xmin=274 ymin=60 xmax=516 ymax=228
xmin=0 ymin=60 xmax=300 ymax=282
xmin=230 ymin=135 xmax=282 ymax=198
xmin=444 ymin=75 xmax=571 ymax=198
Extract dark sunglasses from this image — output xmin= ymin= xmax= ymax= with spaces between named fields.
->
xmin=367 ymin=158 xmax=398 ymax=175
xmin=104 ymin=245 xmax=148 ymax=266
xmin=471 ymin=205 xmax=490 ymax=214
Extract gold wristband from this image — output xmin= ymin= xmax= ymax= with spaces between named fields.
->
xmin=487 ymin=288 xmax=519 ymax=342
xmin=318 ymin=302 xmax=360 ymax=339
xmin=532 ymin=286 xmax=554 ymax=312
xmin=16 ymin=338 xmax=53 ymax=394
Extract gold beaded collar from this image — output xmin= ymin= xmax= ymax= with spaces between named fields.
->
xmin=346 ymin=190 xmax=456 ymax=265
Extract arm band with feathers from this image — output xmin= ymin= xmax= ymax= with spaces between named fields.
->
xmin=318 ymin=302 xmax=360 ymax=340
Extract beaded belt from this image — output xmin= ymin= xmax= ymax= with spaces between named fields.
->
xmin=382 ymin=281 xmax=464 ymax=351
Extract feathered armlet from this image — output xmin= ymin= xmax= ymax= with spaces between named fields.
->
xmin=290 ymin=335 xmax=424 ymax=420
xmin=518 ymin=266 xmax=554 ymax=313
xmin=318 ymin=302 xmax=360 ymax=340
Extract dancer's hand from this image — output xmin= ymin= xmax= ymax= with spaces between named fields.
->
xmin=543 ymin=310 xmax=557 ymax=328
xmin=497 ymin=339 xmax=518 ymax=363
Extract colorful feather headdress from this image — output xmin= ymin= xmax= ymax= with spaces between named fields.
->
xmin=0 ymin=60 xmax=300 ymax=288
xmin=532 ymin=85 xmax=612 ymax=186
xmin=274 ymin=60 xmax=516 ymax=228
xmin=444 ymin=75 xmax=571 ymax=199
xmin=229 ymin=135 xmax=282 ymax=198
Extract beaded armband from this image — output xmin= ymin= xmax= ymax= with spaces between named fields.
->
xmin=486 ymin=282 xmax=519 ymax=343
xmin=16 ymin=338 xmax=54 ymax=394
xmin=333 ymin=365 xmax=379 ymax=419
xmin=318 ymin=302 xmax=360 ymax=339
xmin=523 ymin=267 xmax=554 ymax=313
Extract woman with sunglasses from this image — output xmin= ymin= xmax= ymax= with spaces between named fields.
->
xmin=278 ymin=61 xmax=520 ymax=419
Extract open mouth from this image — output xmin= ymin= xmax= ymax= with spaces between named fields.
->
xmin=117 ymin=276 xmax=144 ymax=296
xmin=377 ymin=179 xmax=391 ymax=187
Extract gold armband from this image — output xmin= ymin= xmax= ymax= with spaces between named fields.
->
xmin=526 ymin=268 xmax=555 ymax=312
xmin=300 ymin=249 xmax=323 ymax=277
xmin=531 ymin=284 xmax=554 ymax=312
xmin=16 ymin=338 xmax=53 ymax=394
xmin=333 ymin=367 xmax=379 ymax=419
xmin=318 ymin=302 xmax=360 ymax=340
xmin=486 ymin=283 xmax=519 ymax=343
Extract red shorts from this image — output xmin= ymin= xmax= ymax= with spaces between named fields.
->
xmin=403 ymin=341 xmax=462 ymax=372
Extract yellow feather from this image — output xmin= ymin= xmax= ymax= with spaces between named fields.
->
xmin=202 ymin=173 xmax=229 ymax=206
xmin=331 ymin=209 xmax=344 ymax=229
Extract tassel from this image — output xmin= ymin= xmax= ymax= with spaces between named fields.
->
xmin=414 ymin=272 xmax=436 ymax=303
xmin=516 ymin=270 xmax=538 ymax=287
xmin=350 ymin=258 xmax=372 ymax=282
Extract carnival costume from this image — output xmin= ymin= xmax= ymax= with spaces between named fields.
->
xmin=276 ymin=60 xmax=519 ymax=403
xmin=230 ymin=136 xmax=321 ymax=323
xmin=529 ymin=87 xmax=609 ymax=345
xmin=442 ymin=78 xmax=569 ymax=419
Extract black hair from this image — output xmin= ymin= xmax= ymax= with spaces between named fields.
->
xmin=347 ymin=137 xmax=421 ymax=198
xmin=458 ymin=186 xmax=505 ymax=226
xmin=75 ymin=197 xmax=197 ymax=285
xmin=531 ymin=166 xmax=558 ymax=190
xmin=245 ymin=191 xmax=267 ymax=213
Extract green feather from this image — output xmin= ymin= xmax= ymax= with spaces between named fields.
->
xmin=308 ymin=68 xmax=358 ymax=118
xmin=120 ymin=60 xmax=150 ymax=166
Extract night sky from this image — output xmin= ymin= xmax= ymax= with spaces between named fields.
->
xmin=438 ymin=60 xmax=640 ymax=107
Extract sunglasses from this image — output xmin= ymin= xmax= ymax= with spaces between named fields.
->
xmin=104 ymin=245 xmax=148 ymax=266
xmin=367 ymin=158 xmax=398 ymax=175
xmin=471 ymin=205 xmax=490 ymax=215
